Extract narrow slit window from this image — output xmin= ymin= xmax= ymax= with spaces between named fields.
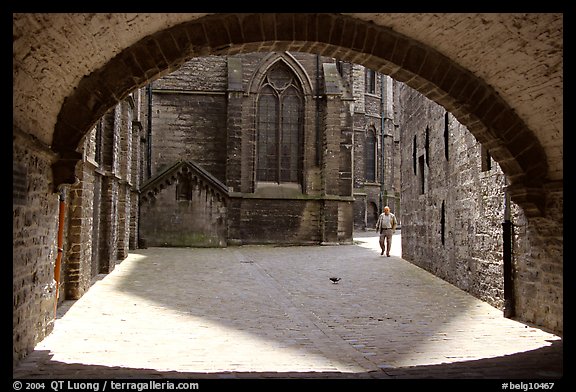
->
xmin=336 ymin=60 xmax=344 ymax=76
xmin=425 ymin=126 xmax=430 ymax=167
xmin=441 ymin=200 xmax=446 ymax=246
xmin=444 ymin=112 xmax=449 ymax=160
xmin=481 ymin=145 xmax=492 ymax=172
xmin=413 ymin=135 xmax=417 ymax=175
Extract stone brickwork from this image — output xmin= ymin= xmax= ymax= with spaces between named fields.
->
xmin=398 ymin=85 xmax=562 ymax=333
xmin=235 ymin=199 xmax=322 ymax=245
xmin=399 ymin=84 xmax=512 ymax=309
xmin=12 ymin=92 xmax=143 ymax=367
xmin=63 ymin=165 xmax=94 ymax=300
xmin=513 ymin=185 xmax=563 ymax=332
xmin=13 ymin=129 xmax=59 ymax=367
xmin=149 ymin=58 xmax=228 ymax=182
xmin=139 ymin=161 xmax=228 ymax=247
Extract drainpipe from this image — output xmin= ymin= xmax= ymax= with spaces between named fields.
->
xmin=502 ymin=177 xmax=515 ymax=318
xmin=53 ymin=186 xmax=66 ymax=317
xmin=147 ymin=84 xmax=152 ymax=178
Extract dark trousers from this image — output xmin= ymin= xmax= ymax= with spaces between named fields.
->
xmin=379 ymin=229 xmax=393 ymax=255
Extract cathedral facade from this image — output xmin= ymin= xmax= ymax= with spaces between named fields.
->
xmin=138 ymin=52 xmax=401 ymax=247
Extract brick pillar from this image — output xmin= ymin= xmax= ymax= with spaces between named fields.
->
xmin=116 ymin=99 xmax=134 ymax=260
xmin=339 ymin=104 xmax=353 ymax=197
xmin=320 ymin=76 xmax=355 ymax=245
xmin=63 ymin=166 xmax=95 ymax=300
xmin=322 ymin=96 xmax=342 ymax=196
xmin=130 ymin=116 xmax=143 ymax=250
xmin=99 ymin=176 xmax=119 ymax=273
xmin=129 ymin=189 xmax=139 ymax=250
xmin=116 ymin=184 xmax=129 ymax=260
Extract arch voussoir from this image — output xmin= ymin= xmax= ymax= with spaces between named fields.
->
xmin=49 ymin=12 xmax=551 ymax=217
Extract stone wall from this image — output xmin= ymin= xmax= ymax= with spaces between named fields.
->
xmin=13 ymin=129 xmax=59 ymax=366
xmin=513 ymin=185 xmax=563 ymax=333
xmin=150 ymin=58 xmax=228 ymax=182
xmin=139 ymin=161 xmax=228 ymax=248
xmin=13 ymin=90 xmax=145 ymax=367
xmin=398 ymin=84 xmax=563 ymax=333
xmin=400 ymin=83 xmax=509 ymax=309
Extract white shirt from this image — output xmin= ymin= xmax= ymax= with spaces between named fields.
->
xmin=376 ymin=213 xmax=396 ymax=230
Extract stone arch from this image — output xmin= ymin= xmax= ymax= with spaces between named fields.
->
xmin=49 ymin=13 xmax=548 ymax=216
xmin=367 ymin=201 xmax=379 ymax=229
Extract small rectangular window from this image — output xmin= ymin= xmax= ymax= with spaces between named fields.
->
xmin=444 ymin=112 xmax=449 ymax=160
xmin=481 ymin=145 xmax=492 ymax=172
xmin=365 ymin=69 xmax=376 ymax=94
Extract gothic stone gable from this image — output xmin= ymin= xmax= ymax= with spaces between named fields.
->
xmin=139 ymin=160 xmax=228 ymax=247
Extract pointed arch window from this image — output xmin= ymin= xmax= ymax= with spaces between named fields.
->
xmin=365 ymin=128 xmax=377 ymax=182
xmin=256 ymin=63 xmax=303 ymax=184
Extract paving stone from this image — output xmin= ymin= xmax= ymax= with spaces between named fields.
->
xmin=12 ymin=233 xmax=562 ymax=380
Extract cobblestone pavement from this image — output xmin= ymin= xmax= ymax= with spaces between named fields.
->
xmin=13 ymin=233 xmax=563 ymax=381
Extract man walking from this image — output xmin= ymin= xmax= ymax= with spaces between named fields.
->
xmin=375 ymin=206 xmax=397 ymax=257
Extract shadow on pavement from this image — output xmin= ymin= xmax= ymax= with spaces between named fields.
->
xmin=13 ymin=339 xmax=562 ymax=379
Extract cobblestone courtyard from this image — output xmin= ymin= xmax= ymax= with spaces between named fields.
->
xmin=13 ymin=233 xmax=562 ymax=380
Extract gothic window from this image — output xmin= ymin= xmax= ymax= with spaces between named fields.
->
xmin=365 ymin=68 xmax=376 ymax=94
xmin=365 ymin=128 xmax=377 ymax=182
xmin=256 ymin=63 xmax=303 ymax=184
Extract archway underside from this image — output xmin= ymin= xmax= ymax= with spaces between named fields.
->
xmin=51 ymin=13 xmax=548 ymax=216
